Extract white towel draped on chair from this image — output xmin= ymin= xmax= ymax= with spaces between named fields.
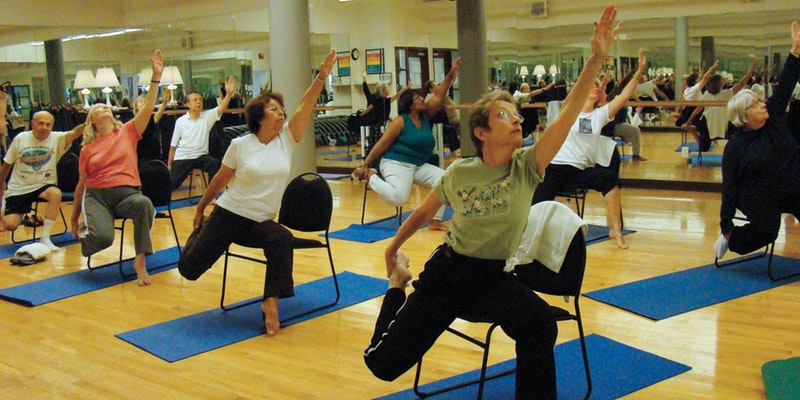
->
xmin=506 ymin=201 xmax=588 ymax=273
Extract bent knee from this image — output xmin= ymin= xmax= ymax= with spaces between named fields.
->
xmin=364 ymin=355 xmax=405 ymax=382
xmin=177 ymin=259 xmax=203 ymax=281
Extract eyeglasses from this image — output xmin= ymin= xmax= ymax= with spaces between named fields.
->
xmin=498 ymin=109 xmax=524 ymax=124
xmin=265 ymin=105 xmax=285 ymax=114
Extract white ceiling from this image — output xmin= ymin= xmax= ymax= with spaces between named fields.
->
xmin=0 ymin=0 xmax=798 ymax=63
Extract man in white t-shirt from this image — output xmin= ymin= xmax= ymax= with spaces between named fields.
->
xmin=167 ymin=76 xmax=237 ymax=190
xmin=0 ymin=108 xmax=84 ymax=250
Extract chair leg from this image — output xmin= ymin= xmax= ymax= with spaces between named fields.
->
xmin=574 ymin=303 xmax=593 ymax=400
xmin=361 ymin=179 xmax=404 ymax=226
xmin=715 ymin=242 xmax=771 ymax=268
xmin=767 ymin=242 xmax=799 ymax=281
xmin=220 ymin=240 xmax=340 ymax=314
xmin=413 ymin=324 xmax=514 ymax=399
xmin=188 ymin=170 xmax=208 ymax=205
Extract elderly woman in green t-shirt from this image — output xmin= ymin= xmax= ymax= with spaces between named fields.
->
xmin=362 ymin=6 xmax=619 ymax=399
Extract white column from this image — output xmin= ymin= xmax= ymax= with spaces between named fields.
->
xmin=269 ymin=0 xmax=315 ymax=175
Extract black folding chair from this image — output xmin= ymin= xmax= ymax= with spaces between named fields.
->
xmin=87 ymin=160 xmax=181 ymax=277
xmin=413 ymin=229 xmax=591 ymax=400
xmin=220 ymin=173 xmax=340 ymax=320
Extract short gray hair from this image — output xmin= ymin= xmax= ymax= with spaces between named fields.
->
xmin=728 ymin=89 xmax=757 ymax=128
xmin=374 ymin=82 xmax=389 ymax=98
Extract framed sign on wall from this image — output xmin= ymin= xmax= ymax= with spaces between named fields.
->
xmin=365 ymin=48 xmax=383 ymax=74
xmin=337 ymin=51 xmax=351 ymax=77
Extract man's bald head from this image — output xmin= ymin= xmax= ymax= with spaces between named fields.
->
xmin=31 ymin=111 xmax=55 ymax=140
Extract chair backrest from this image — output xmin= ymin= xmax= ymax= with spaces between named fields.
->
xmin=139 ymin=159 xmax=172 ymax=207
xmin=278 ymin=172 xmax=333 ymax=233
xmin=56 ymin=152 xmax=79 ymax=193
xmin=524 ymin=229 xmax=587 ymax=298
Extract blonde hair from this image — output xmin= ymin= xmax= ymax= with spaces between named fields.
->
xmin=82 ymin=104 xmax=123 ymax=146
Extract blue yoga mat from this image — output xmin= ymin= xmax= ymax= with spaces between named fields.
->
xmin=0 ymin=246 xmax=181 ymax=307
xmin=0 ymin=231 xmax=79 ymax=260
xmin=586 ymin=224 xmax=635 ymax=245
xmin=329 ymin=208 xmax=453 ymax=243
xmin=675 ymin=141 xmax=715 ymax=152
xmin=688 ymin=153 xmax=722 ymax=167
xmin=584 ymin=255 xmax=800 ymax=320
xmin=116 ymin=271 xmax=387 ymax=362
xmin=375 ymin=334 xmax=691 ymax=400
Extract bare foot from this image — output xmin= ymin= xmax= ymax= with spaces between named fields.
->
xmin=609 ymin=230 xmax=629 ymax=249
xmin=261 ymin=297 xmax=280 ymax=337
xmin=389 ymin=263 xmax=412 ymax=289
xmin=133 ymin=254 xmax=152 ymax=286
xmin=427 ymin=219 xmax=448 ymax=231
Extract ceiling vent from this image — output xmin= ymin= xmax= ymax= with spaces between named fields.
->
xmin=531 ymin=0 xmax=549 ymax=18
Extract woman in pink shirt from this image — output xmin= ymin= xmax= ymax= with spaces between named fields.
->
xmin=71 ymin=49 xmax=164 ymax=286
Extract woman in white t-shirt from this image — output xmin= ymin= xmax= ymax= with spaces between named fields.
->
xmin=177 ymin=50 xmax=336 ymax=337
xmin=533 ymin=49 xmax=648 ymax=249
xmin=685 ymin=59 xmax=754 ymax=141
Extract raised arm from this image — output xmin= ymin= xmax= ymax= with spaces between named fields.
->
xmin=607 ymin=49 xmax=645 ymax=116
xmin=731 ymin=58 xmax=756 ymax=94
xmin=527 ymin=82 xmax=554 ymax=99
xmin=153 ymin=90 xmax=170 ymax=124
xmin=696 ymin=60 xmax=719 ymax=91
xmin=216 ymin=76 xmax=237 ymax=117
xmin=533 ymin=5 xmax=619 ymax=174
xmin=423 ymin=58 xmax=461 ymax=119
xmin=287 ymin=49 xmax=337 ymax=142
xmin=132 ymin=50 xmax=164 ymax=134
xmin=390 ymin=79 xmax=412 ymax=103
xmin=0 ymin=91 xmax=6 ymax=137
xmin=65 ymin=123 xmax=86 ymax=146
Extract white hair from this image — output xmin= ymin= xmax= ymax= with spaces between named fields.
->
xmin=374 ymin=82 xmax=389 ymax=98
xmin=727 ymin=89 xmax=757 ymax=128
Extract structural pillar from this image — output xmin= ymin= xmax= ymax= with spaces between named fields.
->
xmin=269 ymin=0 xmax=315 ymax=175
xmin=44 ymin=39 xmax=67 ymax=105
xmin=701 ymin=36 xmax=716 ymax=73
xmin=456 ymin=0 xmax=487 ymax=157
xmin=674 ymin=17 xmax=688 ymax=100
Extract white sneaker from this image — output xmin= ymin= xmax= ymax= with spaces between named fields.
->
xmin=714 ymin=234 xmax=728 ymax=259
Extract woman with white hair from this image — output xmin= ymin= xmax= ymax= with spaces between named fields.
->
xmin=714 ymin=21 xmax=800 ymax=259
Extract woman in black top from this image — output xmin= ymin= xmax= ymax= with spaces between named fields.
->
xmin=715 ymin=21 xmax=800 ymax=258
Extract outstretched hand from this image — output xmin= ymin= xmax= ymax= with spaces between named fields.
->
xmin=706 ymin=60 xmax=720 ymax=76
xmin=791 ymin=21 xmax=800 ymax=56
xmin=590 ymin=5 xmax=620 ymax=58
xmin=449 ymin=57 xmax=462 ymax=80
xmin=637 ymin=48 xmax=646 ymax=73
xmin=151 ymin=49 xmax=164 ymax=78
xmin=224 ymin=76 xmax=238 ymax=96
xmin=319 ymin=49 xmax=337 ymax=80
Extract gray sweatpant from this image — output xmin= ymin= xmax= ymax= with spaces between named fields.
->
xmin=81 ymin=186 xmax=155 ymax=257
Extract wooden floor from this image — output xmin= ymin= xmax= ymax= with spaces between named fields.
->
xmin=2 ymin=141 xmax=798 ymax=399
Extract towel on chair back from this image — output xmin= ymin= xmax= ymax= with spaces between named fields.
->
xmin=505 ymin=201 xmax=587 ymax=273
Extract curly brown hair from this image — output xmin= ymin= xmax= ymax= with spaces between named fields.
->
xmin=244 ymin=92 xmax=285 ymax=134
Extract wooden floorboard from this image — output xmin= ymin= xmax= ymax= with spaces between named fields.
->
xmin=1 ymin=155 xmax=797 ymax=399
